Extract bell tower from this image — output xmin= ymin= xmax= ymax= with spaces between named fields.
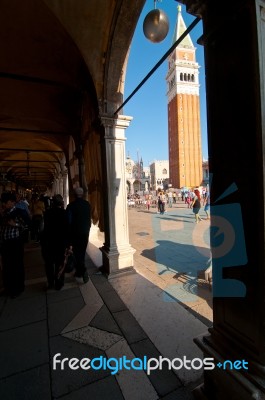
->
xmin=166 ymin=5 xmax=202 ymax=188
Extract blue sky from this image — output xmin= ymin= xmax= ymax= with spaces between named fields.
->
xmin=124 ymin=0 xmax=208 ymax=166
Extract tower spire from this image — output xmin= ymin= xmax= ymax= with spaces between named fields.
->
xmin=172 ymin=4 xmax=194 ymax=48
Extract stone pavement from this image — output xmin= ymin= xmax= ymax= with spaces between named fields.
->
xmin=0 ymin=201 xmax=212 ymax=400
xmin=126 ymin=201 xmax=212 ymax=325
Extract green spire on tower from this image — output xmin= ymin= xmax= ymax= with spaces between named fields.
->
xmin=172 ymin=4 xmax=194 ymax=48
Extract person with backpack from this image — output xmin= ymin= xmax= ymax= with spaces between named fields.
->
xmin=0 ymin=192 xmax=31 ymax=297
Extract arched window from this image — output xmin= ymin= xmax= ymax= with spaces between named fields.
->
xmin=184 ymin=73 xmax=187 ymax=81
xmin=162 ymin=168 xmax=167 ymax=174
xmin=180 ymin=72 xmax=183 ymax=81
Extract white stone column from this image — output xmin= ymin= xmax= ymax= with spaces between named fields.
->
xmin=62 ymin=169 xmax=69 ymax=206
xmin=53 ymin=178 xmax=59 ymax=195
xmin=100 ymin=114 xmax=135 ymax=277
xmin=58 ymin=173 xmax=64 ymax=196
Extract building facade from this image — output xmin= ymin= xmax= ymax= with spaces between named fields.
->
xmin=166 ymin=5 xmax=202 ymax=188
xmin=125 ymin=155 xmax=150 ymax=193
xmin=149 ymin=160 xmax=169 ymax=191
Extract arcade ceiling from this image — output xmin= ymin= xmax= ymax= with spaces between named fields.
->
xmin=0 ymin=0 xmax=145 ymax=191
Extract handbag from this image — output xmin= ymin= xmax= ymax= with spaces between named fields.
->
xmin=65 ymin=253 xmax=76 ymax=273
xmin=58 ymin=249 xmax=76 ymax=278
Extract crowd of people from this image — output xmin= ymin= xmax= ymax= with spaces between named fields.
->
xmin=128 ymin=188 xmax=210 ymax=222
xmin=0 ymin=187 xmax=91 ymax=298
xmin=0 ymin=185 xmax=210 ymax=298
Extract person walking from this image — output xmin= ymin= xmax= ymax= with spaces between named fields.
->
xmin=203 ymin=191 xmax=210 ymax=219
xmin=191 ymin=189 xmax=202 ymax=223
xmin=186 ymin=194 xmax=191 ymax=208
xmin=15 ymin=194 xmax=31 ymax=243
xmin=0 ymin=192 xmax=30 ymax=297
xmin=168 ymin=191 xmax=173 ymax=208
xmin=40 ymin=194 xmax=68 ymax=290
xmin=30 ymin=194 xmax=45 ymax=242
xmin=157 ymin=192 xmax=164 ymax=214
xmin=146 ymin=198 xmax=151 ymax=211
xmin=161 ymin=192 xmax=166 ymax=213
xmin=66 ymin=187 xmax=91 ymax=283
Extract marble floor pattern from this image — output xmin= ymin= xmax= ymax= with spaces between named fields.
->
xmin=0 ymin=201 xmax=212 ymax=400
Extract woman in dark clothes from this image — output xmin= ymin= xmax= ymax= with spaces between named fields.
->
xmin=191 ymin=189 xmax=202 ymax=223
xmin=41 ymin=194 xmax=68 ymax=290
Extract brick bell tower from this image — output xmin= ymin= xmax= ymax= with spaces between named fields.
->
xmin=166 ymin=5 xmax=202 ymax=188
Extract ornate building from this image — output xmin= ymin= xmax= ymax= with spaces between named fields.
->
xmin=166 ymin=5 xmax=202 ymax=188
xmin=125 ymin=155 xmax=150 ymax=193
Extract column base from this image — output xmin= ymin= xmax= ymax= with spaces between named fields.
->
xmin=193 ymin=333 xmax=265 ymax=400
xmin=192 ymin=384 xmax=208 ymax=400
xmin=100 ymin=244 xmax=136 ymax=277
xmin=107 ymin=266 xmax=136 ymax=280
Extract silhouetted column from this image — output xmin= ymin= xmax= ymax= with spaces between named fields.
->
xmin=100 ymin=114 xmax=135 ymax=276
xmin=188 ymin=0 xmax=265 ymax=398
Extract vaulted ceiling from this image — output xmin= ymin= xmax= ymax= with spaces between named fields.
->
xmin=0 ymin=0 xmax=145 ymax=190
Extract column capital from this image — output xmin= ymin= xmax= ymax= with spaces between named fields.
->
xmin=101 ymin=114 xmax=133 ymax=141
xmin=100 ymin=113 xmax=133 ymax=131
